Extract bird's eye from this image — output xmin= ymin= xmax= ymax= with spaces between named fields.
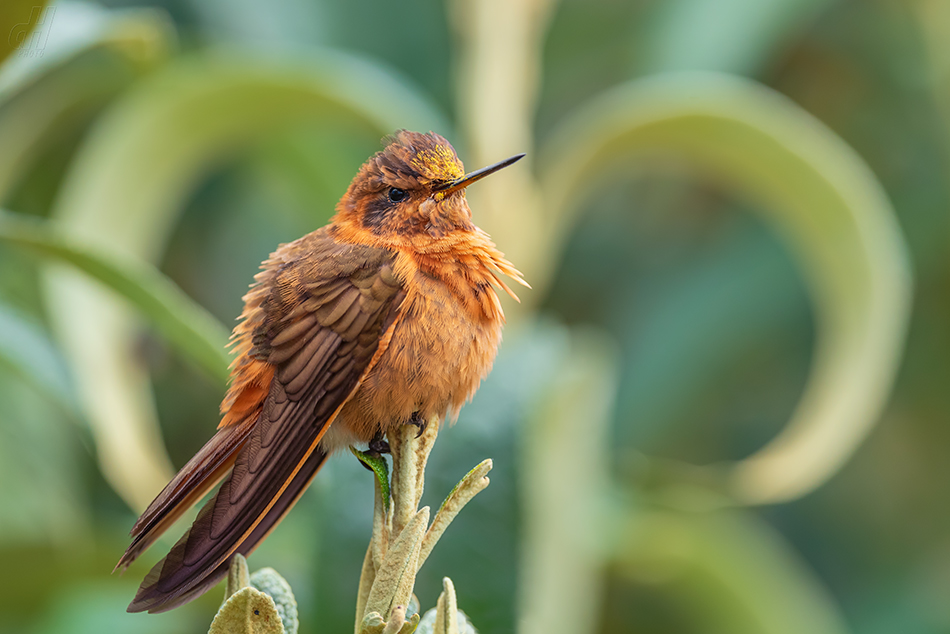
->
xmin=388 ymin=187 xmax=408 ymax=203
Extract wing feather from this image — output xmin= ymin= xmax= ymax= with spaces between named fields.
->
xmin=115 ymin=413 xmax=258 ymax=572
xmin=129 ymin=446 xmax=329 ymax=613
xmin=123 ymin=228 xmax=404 ymax=612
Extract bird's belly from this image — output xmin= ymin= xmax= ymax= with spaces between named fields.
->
xmin=331 ymin=274 xmax=502 ymax=445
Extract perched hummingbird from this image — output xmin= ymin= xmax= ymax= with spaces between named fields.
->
xmin=117 ymin=131 xmax=527 ymax=613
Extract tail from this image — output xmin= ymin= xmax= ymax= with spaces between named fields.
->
xmin=127 ymin=446 xmax=328 ymax=613
xmin=116 ymin=421 xmax=255 ymax=573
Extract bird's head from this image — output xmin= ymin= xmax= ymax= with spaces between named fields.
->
xmin=332 ymin=130 xmax=523 ymax=249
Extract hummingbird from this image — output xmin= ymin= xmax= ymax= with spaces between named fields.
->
xmin=117 ymin=130 xmax=527 ymax=613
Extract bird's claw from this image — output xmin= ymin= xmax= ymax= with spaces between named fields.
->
xmin=369 ymin=432 xmax=391 ymax=455
xmin=405 ymin=412 xmax=427 ymax=438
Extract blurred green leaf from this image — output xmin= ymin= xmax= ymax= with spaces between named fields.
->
xmin=47 ymin=50 xmax=447 ymax=266
xmin=540 ymin=72 xmax=912 ymax=504
xmin=0 ymin=2 xmax=174 ymax=200
xmin=617 ymin=506 xmax=850 ymax=634
xmin=639 ymin=0 xmax=833 ymax=76
xmin=0 ymin=208 xmax=231 ymax=381
xmin=31 ymin=581 xmax=193 ymax=634
xmin=613 ymin=224 xmax=809 ymax=451
xmin=0 ymin=301 xmax=76 ymax=414
xmin=0 ymin=7 xmax=181 ymax=512
xmin=0 ymin=369 xmax=89 ymax=546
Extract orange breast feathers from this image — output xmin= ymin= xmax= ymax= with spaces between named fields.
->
xmin=333 ymin=236 xmax=526 ymax=442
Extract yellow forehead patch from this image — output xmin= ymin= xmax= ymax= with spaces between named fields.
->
xmin=411 ymin=145 xmax=464 ymax=181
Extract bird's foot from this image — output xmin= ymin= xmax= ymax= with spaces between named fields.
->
xmin=369 ymin=432 xmax=390 ymax=455
xmin=405 ymin=412 xmax=427 ymax=438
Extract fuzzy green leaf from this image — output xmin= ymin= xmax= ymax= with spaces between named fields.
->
xmin=364 ymin=507 xmax=430 ymax=620
xmin=251 ymin=567 xmax=299 ymax=634
xmin=209 ymin=587 xmax=284 ymax=634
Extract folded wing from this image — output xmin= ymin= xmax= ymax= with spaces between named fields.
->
xmin=120 ymin=228 xmax=405 ymax=613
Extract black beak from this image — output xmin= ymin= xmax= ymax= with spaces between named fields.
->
xmin=434 ymin=153 xmax=525 ymax=196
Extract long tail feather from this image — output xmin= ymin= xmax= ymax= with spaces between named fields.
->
xmin=127 ymin=447 xmax=329 ymax=613
xmin=116 ymin=420 xmax=255 ymax=572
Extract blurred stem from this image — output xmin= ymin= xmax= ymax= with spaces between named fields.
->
xmin=915 ymin=0 xmax=950 ymax=90
xmin=519 ymin=330 xmax=619 ymax=634
xmin=914 ymin=1 xmax=950 ymax=163
xmin=450 ymin=0 xmax=556 ymax=313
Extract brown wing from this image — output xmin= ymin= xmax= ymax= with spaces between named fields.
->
xmin=121 ymin=227 xmax=405 ymax=613
xmin=134 ymin=446 xmax=329 ymax=613
xmin=115 ymin=420 xmax=256 ymax=573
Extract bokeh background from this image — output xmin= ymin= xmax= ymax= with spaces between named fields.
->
xmin=0 ymin=0 xmax=944 ymax=632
